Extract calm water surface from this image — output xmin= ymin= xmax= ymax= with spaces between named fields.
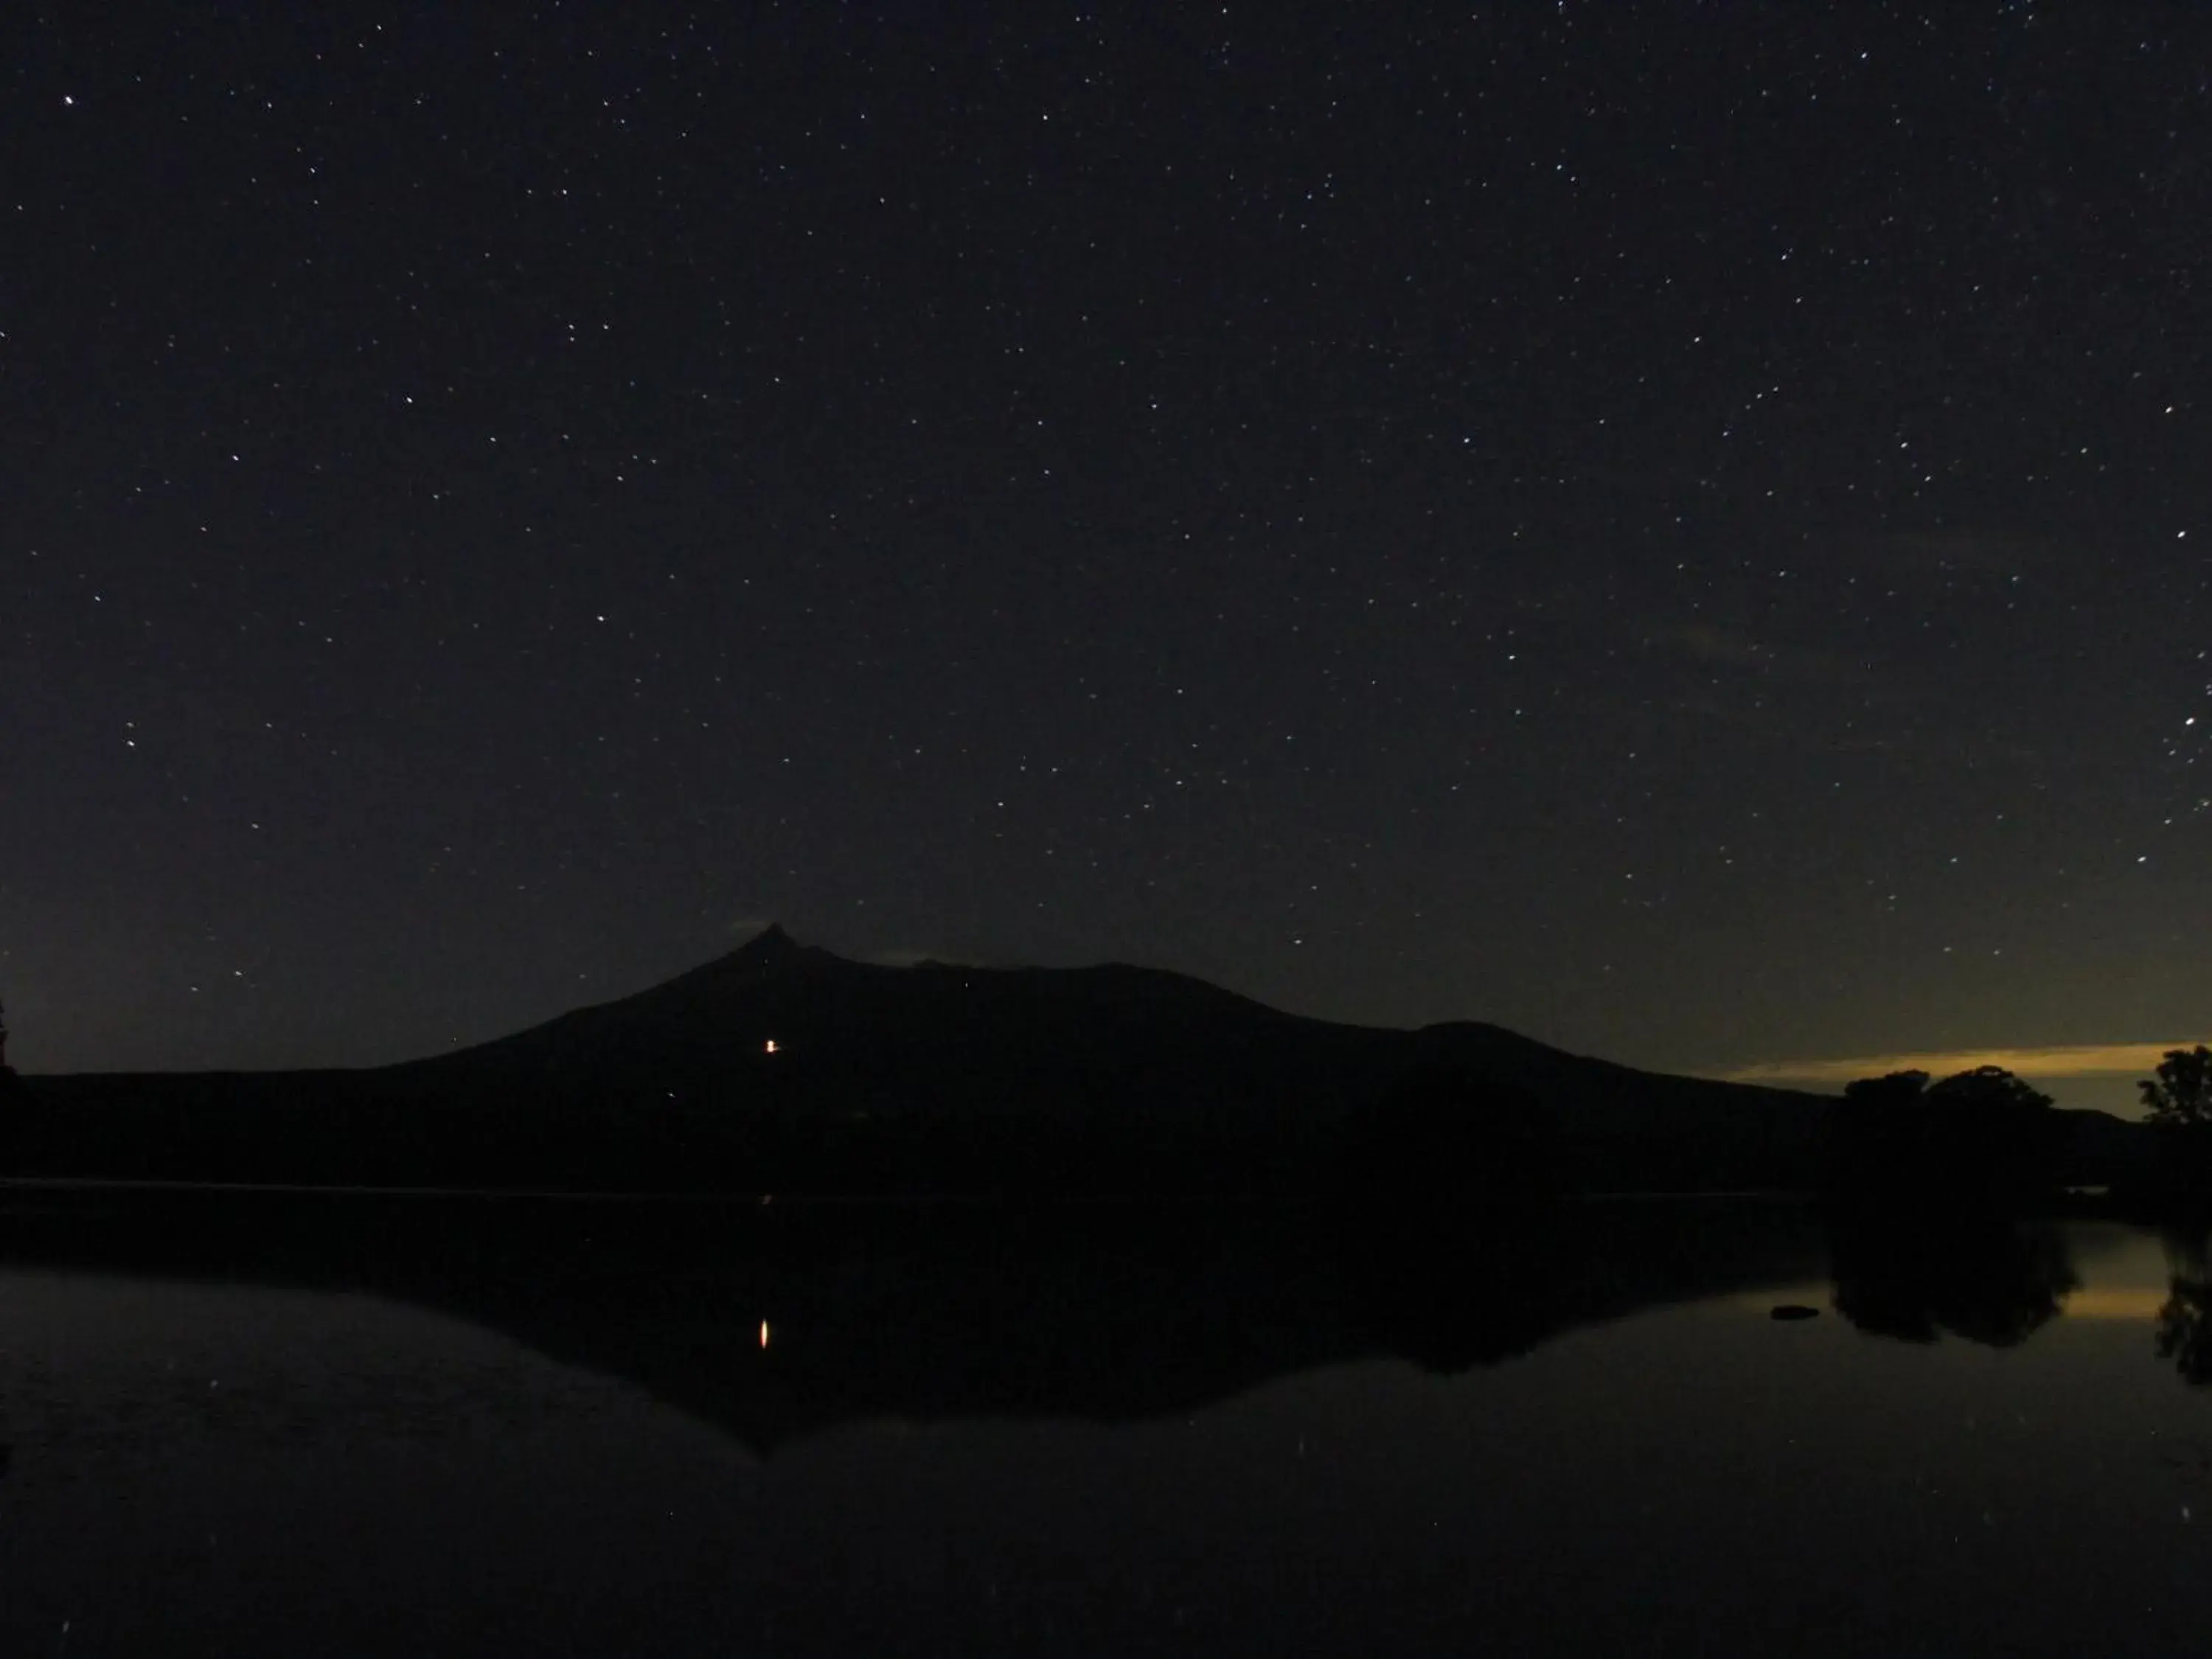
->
xmin=0 ymin=1196 xmax=2207 ymax=1657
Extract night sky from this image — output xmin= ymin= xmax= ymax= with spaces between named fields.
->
xmin=7 ymin=4 xmax=2209 ymax=1109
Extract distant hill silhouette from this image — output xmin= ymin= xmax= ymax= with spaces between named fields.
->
xmin=1 ymin=926 xmax=2141 ymax=1197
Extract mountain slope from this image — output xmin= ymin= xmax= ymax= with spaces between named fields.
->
xmin=380 ymin=925 xmax=1832 ymax=1191
xmin=15 ymin=925 xmax=1848 ymax=1192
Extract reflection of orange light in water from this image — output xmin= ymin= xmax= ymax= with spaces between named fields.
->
xmin=759 ymin=1319 xmax=771 ymax=1349
xmin=2062 ymin=1288 xmax=2169 ymax=1320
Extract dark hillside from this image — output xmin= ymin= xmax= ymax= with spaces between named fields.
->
xmin=3 ymin=926 xmax=1877 ymax=1194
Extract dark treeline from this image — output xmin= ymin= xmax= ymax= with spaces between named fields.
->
xmin=0 ymin=1060 xmax=1775 ymax=1200
xmin=0 ymin=1052 xmax=2153 ymax=1205
xmin=0 ymin=1072 xmax=1559 ymax=1207
xmin=1819 ymin=1054 xmax=2208 ymax=1218
xmin=2127 ymin=1046 xmax=2212 ymax=1214
xmin=1823 ymin=1065 xmax=2067 ymax=1211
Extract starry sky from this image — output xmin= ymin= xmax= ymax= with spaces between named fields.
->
xmin=5 ymin=3 xmax=2209 ymax=1109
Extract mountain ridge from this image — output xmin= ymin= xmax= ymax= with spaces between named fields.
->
xmin=361 ymin=925 xmax=1834 ymax=1192
xmin=417 ymin=925 xmax=1638 ymax=1077
xmin=10 ymin=925 xmax=2122 ymax=1197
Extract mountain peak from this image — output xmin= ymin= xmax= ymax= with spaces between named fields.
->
xmin=734 ymin=922 xmax=807 ymax=967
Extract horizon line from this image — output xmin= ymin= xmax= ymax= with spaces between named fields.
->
xmin=1723 ymin=1040 xmax=2211 ymax=1089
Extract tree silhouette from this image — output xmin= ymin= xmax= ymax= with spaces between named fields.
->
xmin=1924 ymin=1064 xmax=2052 ymax=1116
xmin=1826 ymin=1064 xmax=2057 ymax=1208
xmin=0 ymin=994 xmax=11 ymax=1077
xmin=2142 ymin=1046 xmax=2212 ymax=1129
xmin=1827 ymin=1070 xmax=1930 ymax=1188
xmin=1845 ymin=1070 xmax=1932 ymax=1106
xmin=2121 ymin=1048 xmax=2212 ymax=1212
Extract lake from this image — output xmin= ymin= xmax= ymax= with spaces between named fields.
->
xmin=0 ymin=1191 xmax=2208 ymax=1656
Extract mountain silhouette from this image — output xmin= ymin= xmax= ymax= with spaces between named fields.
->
xmin=375 ymin=925 xmax=1834 ymax=1193
xmin=0 ymin=927 xmax=1898 ymax=1194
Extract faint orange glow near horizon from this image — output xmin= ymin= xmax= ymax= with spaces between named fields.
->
xmin=1732 ymin=1287 xmax=2172 ymax=1321
xmin=1724 ymin=1040 xmax=2212 ymax=1091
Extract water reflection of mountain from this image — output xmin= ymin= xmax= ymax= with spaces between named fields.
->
xmin=1826 ymin=1217 xmax=2081 ymax=1347
xmin=0 ymin=1191 xmax=1828 ymax=1455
